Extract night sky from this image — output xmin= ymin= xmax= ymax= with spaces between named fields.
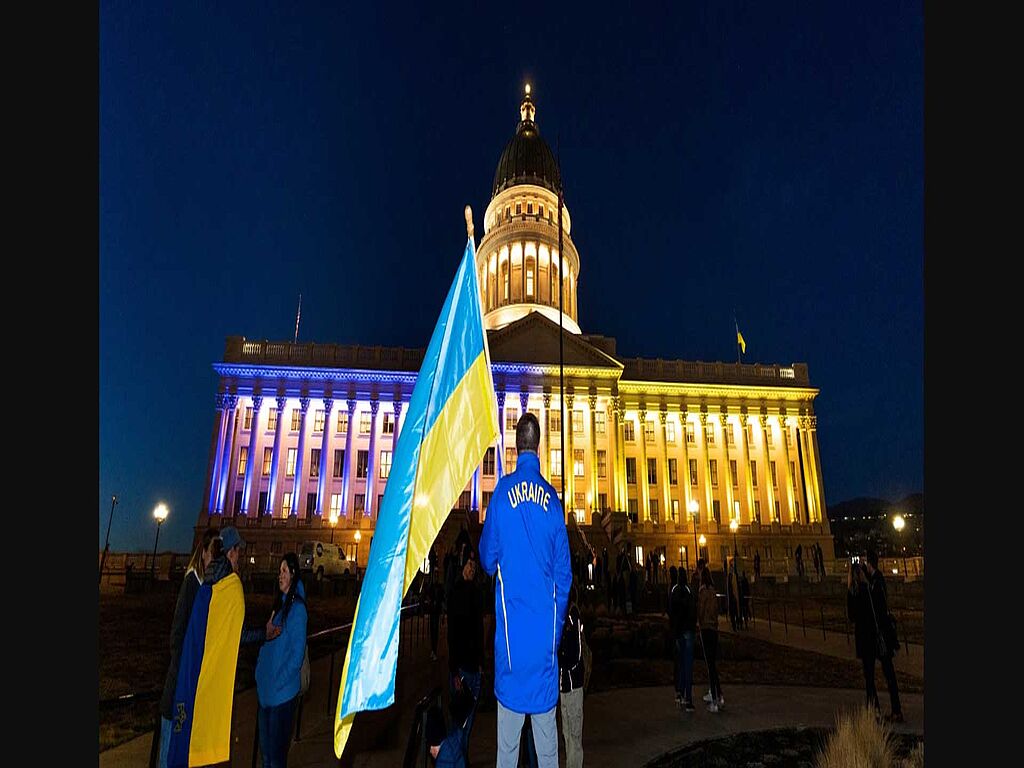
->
xmin=100 ymin=2 xmax=923 ymax=553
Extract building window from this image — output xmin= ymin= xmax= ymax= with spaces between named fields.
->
xmin=689 ymin=458 xmax=698 ymax=486
xmin=750 ymin=460 xmax=758 ymax=488
xmin=574 ymin=449 xmax=585 ymax=478
xmin=505 ymin=406 xmax=519 ymax=432
xmin=354 ymin=494 xmax=365 ymax=513
xmin=647 ymin=458 xmax=657 ymax=485
xmin=597 ymin=450 xmax=607 ymax=478
xmin=672 ymin=499 xmax=680 ymax=522
xmin=483 ymin=447 xmax=495 ymax=476
xmin=686 ymin=422 xmax=695 ymax=444
xmin=515 ymin=202 xmax=522 ymax=215
xmin=527 ymin=201 xmax=534 ymax=215
xmin=706 ymin=423 xmax=715 ymax=445
xmin=482 ymin=491 xmax=493 ymax=512
xmin=526 ymin=260 xmax=534 ymax=297
xmin=625 ymin=457 xmax=637 ymax=485
xmin=233 ymin=491 xmax=243 ymax=514
xmin=337 ymin=410 xmax=348 ymax=434
xmin=726 ymin=422 xmax=735 ymax=446
xmin=710 ymin=459 xmax=718 ymax=487
xmin=770 ymin=460 xmax=778 ymax=488
xmin=506 ymin=447 xmax=518 ymax=473
xmin=282 ymin=492 xmax=293 ymax=516
xmin=257 ymin=491 xmax=268 ymax=515
xmin=628 ymin=498 xmax=638 ymax=517
xmin=286 ymin=448 xmax=297 ymax=477
xmin=668 ymin=458 xmax=678 ymax=486
xmin=666 ymin=421 xmax=676 ymax=443
xmin=712 ymin=500 xmax=721 ymax=524
xmin=624 ymin=420 xmax=635 ymax=442
xmin=243 ymin=406 xmax=254 ymax=430
xmin=357 ymin=450 xmax=369 ymax=479
xmin=382 ymin=413 xmax=394 ymax=435
xmin=754 ymin=500 xmax=761 ymax=523
xmin=359 ymin=412 xmax=371 ymax=434
xmin=573 ymin=410 xmax=584 ymax=434
xmin=238 ymin=446 xmax=248 ymax=475
xmin=377 ymin=494 xmax=384 ymax=512
xmin=599 ymin=492 xmax=608 ymax=512
xmin=262 ymin=447 xmax=273 ymax=476
xmin=644 ymin=420 xmax=655 ymax=443
xmin=333 ymin=449 xmax=345 ymax=478
xmin=551 ymin=449 xmax=562 ymax=476
xmin=773 ymin=499 xmax=781 ymax=522
xmin=549 ymin=409 xmax=561 ymax=432
xmin=376 ymin=449 xmax=391 ymax=480
xmin=794 ymin=500 xmax=801 ymax=521
xmin=314 ymin=409 xmax=325 ymax=433
xmin=330 ymin=493 xmax=342 ymax=518
xmin=458 ymin=490 xmax=471 ymax=510
xmin=539 ymin=204 xmax=545 ymax=218
xmin=268 ymin=408 xmax=278 ymax=432
xmin=291 ymin=409 xmax=302 ymax=431
xmin=574 ymin=492 xmax=586 ymax=515
xmin=747 ymin=423 xmax=756 ymax=445
xmin=730 ymin=459 xmax=738 ymax=489
xmin=310 ymin=448 xmax=321 ymax=478
xmin=595 ymin=411 xmax=606 ymax=435
xmin=650 ymin=499 xmax=659 ymax=520
xmin=766 ymin=423 xmax=774 ymax=447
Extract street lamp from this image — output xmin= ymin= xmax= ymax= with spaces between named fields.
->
xmin=729 ymin=517 xmax=739 ymax=558
xmin=354 ymin=529 xmax=362 ymax=570
xmin=687 ymin=499 xmax=699 ymax=566
xmin=892 ymin=514 xmax=907 ymax=578
xmin=99 ymin=495 xmax=118 ymax=587
xmin=329 ymin=512 xmax=339 ymax=544
xmin=698 ymin=533 xmax=707 ymax=563
xmin=151 ymin=503 xmax=169 ymax=581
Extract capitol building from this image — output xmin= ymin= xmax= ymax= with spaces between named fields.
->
xmin=195 ymin=88 xmax=834 ymax=578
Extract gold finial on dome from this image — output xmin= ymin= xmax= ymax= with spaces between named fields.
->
xmin=520 ymin=83 xmax=536 ymax=123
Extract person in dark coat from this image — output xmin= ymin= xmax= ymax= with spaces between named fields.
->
xmin=847 ymin=554 xmax=903 ymax=722
xmin=447 ymin=555 xmax=484 ymax=755
xmin=669 ymin=566 xmax=697 ymax=710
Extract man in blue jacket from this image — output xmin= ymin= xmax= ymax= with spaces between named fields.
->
xmin=479 ymin=412 xmax=573 ymax=768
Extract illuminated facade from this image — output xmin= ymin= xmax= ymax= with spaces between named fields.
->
xmin=197 ymin=88 xmax=834 ymax=577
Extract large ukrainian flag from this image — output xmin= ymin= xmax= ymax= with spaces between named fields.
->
xmin=167 ymin=572 xmax=245 ymax=767
xmin=334 ymin=236 xmax=499 ymax=757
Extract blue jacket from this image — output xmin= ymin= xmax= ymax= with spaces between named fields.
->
xmin=479 ymin=451 xmax=572 ymax=714
xmin=254 ymin=580 xmax=308 ymax=707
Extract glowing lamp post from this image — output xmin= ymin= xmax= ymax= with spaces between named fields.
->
xmin=99 ymin=494 xmax=118 ymax=587
xmin=354 ymin=529 xmax=362 ymax=571
xmin=698 ymin=533 xmax=707 ymax=563
xmin=729 ymin=517 xmax=739 ymax=558
xmin=892 ymin=514 xmax=907 ymax=577
xmin=151 ymin=503 xmax=169 ymax=581
xmin=329 ymin=512 xmax=339 ymax=544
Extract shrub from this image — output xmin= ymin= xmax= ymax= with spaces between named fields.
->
xmin=815 ymin=707 xmax=895 ymax=768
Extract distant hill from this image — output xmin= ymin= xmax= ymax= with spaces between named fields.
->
xmin=827 ymin=493 xmax=923 ymax=522
xmin=826 ymin=493 xmax=923 ymax=557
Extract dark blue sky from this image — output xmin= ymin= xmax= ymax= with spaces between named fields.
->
xmin=100 ymin=1 xmax=922 ymax=553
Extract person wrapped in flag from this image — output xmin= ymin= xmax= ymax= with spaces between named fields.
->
xmin=167 ymin=526 xmax=247 ymax=768
xmin=479 ymin=412 xmax=573 ymax=768
xmin=333 ymin=217 xmax=499 ymax=758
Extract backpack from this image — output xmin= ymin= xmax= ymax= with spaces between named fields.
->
xmin=299 ymin=643 xmax=310 ymax=696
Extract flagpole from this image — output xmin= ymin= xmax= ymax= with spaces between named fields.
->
xmin=294 ymin=293 xmax=302 ymax=344
xmin=734 ymin=314 xmax=741 ymax=365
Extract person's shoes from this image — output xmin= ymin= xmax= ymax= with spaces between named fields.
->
xmin=703 ymin=691 xmax=714 ymax=703
xmin=684 ymin=701 xmax=695 ymax=712
xmin=717 ymin=696 xmax=725 ymax=709
xmin=708 ymin=702 xmax=719 ymax=713
xmin=674 ymin=693 xmax=683 ymax=706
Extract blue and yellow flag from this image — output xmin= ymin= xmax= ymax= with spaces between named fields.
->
xmin=334 ymin=236 xmax=499 ymax=757
xmin=735 ymin=320 xmax=747 ymax=355
xmin=167 ymin=572 xmax=245 ymax=767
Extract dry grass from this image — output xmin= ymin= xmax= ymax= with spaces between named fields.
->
xmin=815 ymin=707 xmax=895 ymax=768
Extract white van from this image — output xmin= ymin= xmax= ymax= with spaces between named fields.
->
xmin=300 ymin=540 xmax=357 ymax=580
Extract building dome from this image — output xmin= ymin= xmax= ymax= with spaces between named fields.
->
xmin=491 ymin=88 xmax=561 ymax=197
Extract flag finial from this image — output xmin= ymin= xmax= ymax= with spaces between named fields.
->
xmin=464 ymin=205 xmax=474 ymax=240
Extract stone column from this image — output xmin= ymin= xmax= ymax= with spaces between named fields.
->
xmin=614 ymin=397 xmax=627 ymax=512
xmin=291 ymin=397 xmax=311 ymax=517
xmin=566 ymin=392 xmax=576 ymax=523
xmin=216 ymin=394 xmax=239 ymax=513
xmin=779 ymin=411 xmax=796 ymax=522
xmin=315 ymin=397 xmax=334 ymax=516
xmin=589 ymin=394 xmax=599 ymax=521
xmin=721 ymin=410 xmax=735 ymax=523
xmin=364 ymin=399 xmax=380 ymax=517
xmin=679 ymin=408 xmax=692 ymax=518
xmin=266 ymin=396 xmax=288 ymax=516
xmin=637 ymin=406 xmax=650 ymax=521
xmin=760 ymin=413 xmax=777 ymax=522
xmin=740 ymin=408 xmax=755 ymax=523
xmin=241 ymin=394 xmax=263 ymax=515
xmin=496 ymin=391 xmax=506 ymax=480
xmin=806 ymin=415 xmax=826 ymax=523
xmin=392 ymin=398 xmax=404 ymax=450
xmin=207 ymin=394 xmax=229 ymax=514
xmin=341 ymin=400 xmax=357 ymax=516
xmin=542 ymin=392 xmax=551 ymax=478
xmin=698 ymin=411 xmax=713 ymax=524
xmin=659 ymin=408 xmax=672 ymax=523
xmin=606 ymin=402 xmax=618 ymax=513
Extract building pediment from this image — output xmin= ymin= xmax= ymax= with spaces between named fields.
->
xmin=486 ymin=312 xmax=623 ymax=370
